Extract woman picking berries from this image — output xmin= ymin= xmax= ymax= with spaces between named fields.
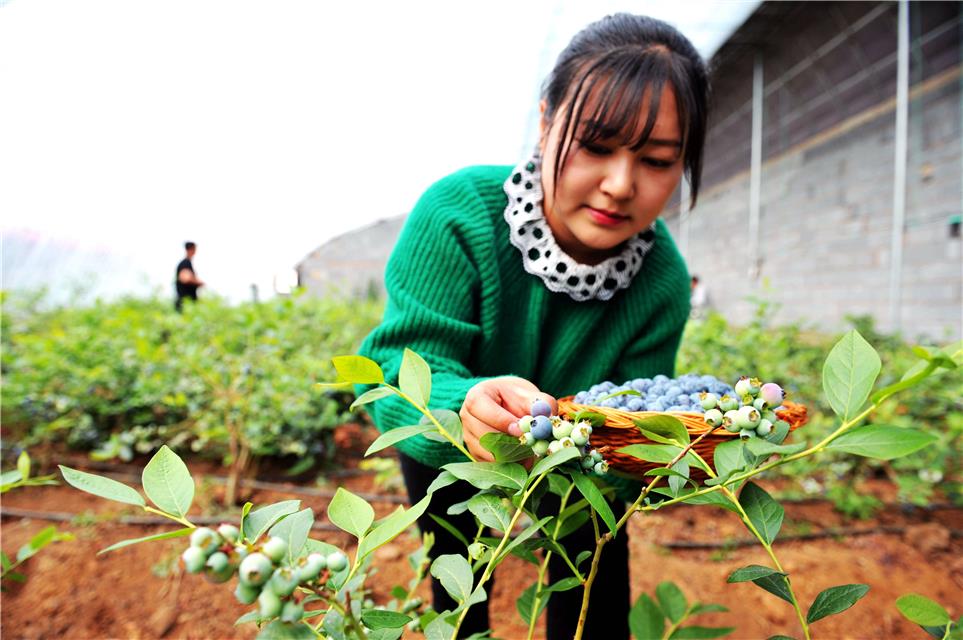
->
xmin=358 ymin=13 xmax=708 ymax=639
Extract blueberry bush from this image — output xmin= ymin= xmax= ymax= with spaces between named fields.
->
xmin=2 ymin=291 xmax=382 ymax=503
xmin=59 ymin=332 xmax=961 ymax=639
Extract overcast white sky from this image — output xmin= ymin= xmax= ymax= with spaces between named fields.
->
xmin=0 ymin=0 xmax=758 ymax=303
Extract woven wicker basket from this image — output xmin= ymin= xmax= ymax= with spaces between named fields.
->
xmin=556 ymin=398 xmax=808 ymax=482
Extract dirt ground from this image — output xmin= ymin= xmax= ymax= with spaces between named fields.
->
xmin=2 ymin=428 xmax=961 ymax=640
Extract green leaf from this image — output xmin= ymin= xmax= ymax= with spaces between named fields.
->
xmin=822 ymin=330 xmax=881 ymax=421
xmin=690 ymin=603 xmax=729 ymax=615
xmin=16 ymin=525 xmax=73 ymax=561
xmin=573 ymin=411 xmax=607 ymax=427
xmin=575 ymin=550 xmax=592 ymax=567
xmin=751 ymin=573 xmax=794 ymax=604
xmin=618 ymin=444 xmax=677 ymax=464
xmin=430 ymin=554 xmax=473 ymax=604
xmin=367 ymin=629 xmax=403 ymax=640
xmin=360 ymin=610 xmax=411 ymax=630
xmin=728 ymin=565 xmax=785 ymax=583
xmin=651 ymin=488 xmax=741 ymax=514
xmin=570 ymin=472 xmax=616 ymax=536
xmin=712 ymin=439 xmax=746 ymax=480
xmin=423 ymin=614 xmax=455 ymax=640
xmin=426 ymin=470 xmax=458 ymax=495
xmin=1 ymin=551 xmax=11 ymax=571
xmin=739 ymin=482 xmax=784 ymax=545
xmin=597 ymin=388 xmax=642 ymax=402
xmin=350 ymin=386 xmax=396 ymax=411
xmin=17 ymin=451 xmax=30 ymax=481
xmin=895 ymin=593 xmax=951 ymax=627
xmin=421 ymin=409 xmax=463 ymax=445
xmin=467 ymin=494 xmax=512 ymax=532
xmin=243 ymin=500 xmax=301 ymax=543
xmin=544 ymin=576 xmax=582 ymax=593
xmin=530 ymin=446 xmax=581 ymax=478
xmin=480 ymin=432 xmax=532 ymax=463
xmin=517 ymin=582 xmax=551 ymax=625
xmin=442 ymin=462 xmax=526 ymax=492
xmin=332 ymin=355 xmax=384 ymax=384
xmin=825 ymin=425 xmax=937 ymax=460
xmin=767 ymin=636 xmax=797 ymax=640
xmin=98 ymin=527 xmax=192 ymax=554
xmin=239 ymin=502 xmax=253 ymax=539
xmin=328 ymin=487 xmax=375 ymax=539
xmin=634 ymin=415 xmax=690 ymax=446
xmin=547 ymin=473 xmax=572 ymax=496
xmin=668 ymin=460 xmax=690 ymax=497
xmin=669 ymin=626 xmax=737 ymax=639
xmin=629 ymin=593 xmax=665 ymax=640
xmin=59 ymin=466 xmax=145 ymax=507
xmin=806 ymin=584 xmax=869 ymax=623
xmin=255 ymin=620 xmax=318 ymax=640
xmin=269 ymin=508 xmax=314 ymax=562
xmin=499 ymin=516 xmax=552 ymax=561
xmin=358 ymin=494 xmax=431 ymax=560
xmin=142 ymin=445 xmax=194 ymax=519
xmin=656 ymin=581 xmax=688 ymax=623
xmin=744 ymin=439 xmax=807 ymax=457
xmin=365 ymin=425 xmax=438 ymax=456
xmin=644 ymin=468 xmax=691 ymax=480
xmin=399 ymin=348 xmax=431 ymax=407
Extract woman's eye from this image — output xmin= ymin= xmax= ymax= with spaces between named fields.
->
xmin=643 ymin=157 xmax=675 ymax=169
xmin=579 ymin=141 xmax=612 ymax=155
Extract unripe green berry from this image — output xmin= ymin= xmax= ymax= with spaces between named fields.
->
xmin=700 ymin=392 xmax=719 ymax=411
xmin=547 ymin=440 xmax=563 ymax=455
xmin=753 ymin=397 xmax=768 ymax=411
xmin=738 ymin=428 xmax=756 ymax=439
xmin=190 ymin=527 xmax=219 ymax=554
xmin=590 ymin=449 xmax=602 ymax=463
xmin=262 ymin=536 xmax=288 ymax=563
xmin=296 ymin=552 xmax=326 ymax=582
xmin=217 ymin=524 xmax=240 ymax=544
xmin=552 ymin=420 xmax=574 ymax=440
xmin=521 ymin=432 xmax=535 ymax=447
xmin=735 ymin=405 xmax=760 ymax=429
xmin=593 ymin=461 xmax=609 ymax=475
xmin=281 ymin=600 xmax=304 ymax=623
xmin=235 ymin=581 xmax=260 ymax=605
xmin=531 ymin=440 xmax=550 ymax=456
xmin=269 ymin=567 xmax=299 ymax=597
xmin=747 ymin=378 xmax=762 ymax=395
xmin=756 ymin=419 xmax=773 ymax=436
xmin=581 ymin=456 xmax=595 ymax=470
xmin=239 ymin=552 xmax=274 ymax=587
xmin=762 ymin=410 xmax=779 ymax=423
xmin=703 ymin=408 xmax=724 ymax=427
xmin=576 ymin=421 xmax=593 ymax=436
xmin=205 ymin=562 xmax=235 ymax=584
xmin=326 ymin=551 xmax=348 ymax=572
xmin=723 ymin=410 xmax=741 ymax=432
xmin=206 ymin=551 xmax=230 ymax=573
xmin=719 ymin=395 xmax=739 ymax=412
xmin=181 ymin=546 xmax=207 ymax=573
xmin=558 ymin=436 xmax=575 ymax=448
xmin=734 ymin=377 xmax=752 ymax=397
xmin=518 ymin=416 xmax=533 ymax=433
xmin=258 ymin=589 xmax=283 ymax=618
xmin=571 ymin=425 xmax=590 ymax=447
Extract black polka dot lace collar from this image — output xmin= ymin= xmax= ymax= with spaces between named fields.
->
xmin=502 ymin=153 xmax=657 ymax=302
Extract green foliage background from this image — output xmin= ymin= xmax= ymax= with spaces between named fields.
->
xmin=1 ymin=291 xmax=383 ymax=467
xmin=678 ymin=303 xmax=962 ymax=510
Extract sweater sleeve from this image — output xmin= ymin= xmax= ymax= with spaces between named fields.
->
xmin=356 ymin=175 xmax=492 ymax=469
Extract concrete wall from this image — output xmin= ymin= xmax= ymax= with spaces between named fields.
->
xmin=667 ymin=2 xmax=962 ymax=342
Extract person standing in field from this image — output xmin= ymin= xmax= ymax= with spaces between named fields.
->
xmin=175 ymin=241 xmax=204 ymax=312
xmin=358 ymin=13 xmax=707 ymax=639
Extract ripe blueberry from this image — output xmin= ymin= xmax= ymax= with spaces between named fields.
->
xmin=530 ymin=415 xmax=553 ymax=440
xmin=531 ymin=399 xmax=552 ymax=418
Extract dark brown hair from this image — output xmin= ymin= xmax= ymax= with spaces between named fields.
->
xmin=542 ymin=13 xmax=709 ymax=207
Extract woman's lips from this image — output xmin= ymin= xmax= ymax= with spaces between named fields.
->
xmin=586 ymin=206 xmax=629 ymax=227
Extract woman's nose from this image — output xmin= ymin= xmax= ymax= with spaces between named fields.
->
xmin=600 ymin=156 xmax=636 ymax=200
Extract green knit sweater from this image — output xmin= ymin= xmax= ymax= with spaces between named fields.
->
xmin=357 ymin=165 xmax=691 ymax=499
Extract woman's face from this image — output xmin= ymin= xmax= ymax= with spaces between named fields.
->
xmin=538 ymin=85 xmax=685 ymax=265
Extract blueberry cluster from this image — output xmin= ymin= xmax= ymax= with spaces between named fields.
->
xmin=181 ymin=524 xmax=348 ymax=622
xmin=701 ymin=378 xmax=790 ymax=439
xmin=573 ymin=374 xmax=736 ymax=412
xmin=517 ymin=399 xmax=608 ymax=475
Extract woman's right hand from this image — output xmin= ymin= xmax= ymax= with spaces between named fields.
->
xmin=461 ymin=377 xmax=557 ymax=462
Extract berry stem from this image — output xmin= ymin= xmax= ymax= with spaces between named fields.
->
xmin=526 ymin=482 xmax=577 ymax=640
xmin=573 ymin=510 xmax=603 ymax=640
xmin=143 ymin=506 xmax=194 ymax=529
xmin=384 ymin=384 xmax=475 ymax=461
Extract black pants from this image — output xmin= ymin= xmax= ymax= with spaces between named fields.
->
xmin=399 ymin=453 xmax=631 ymax=639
